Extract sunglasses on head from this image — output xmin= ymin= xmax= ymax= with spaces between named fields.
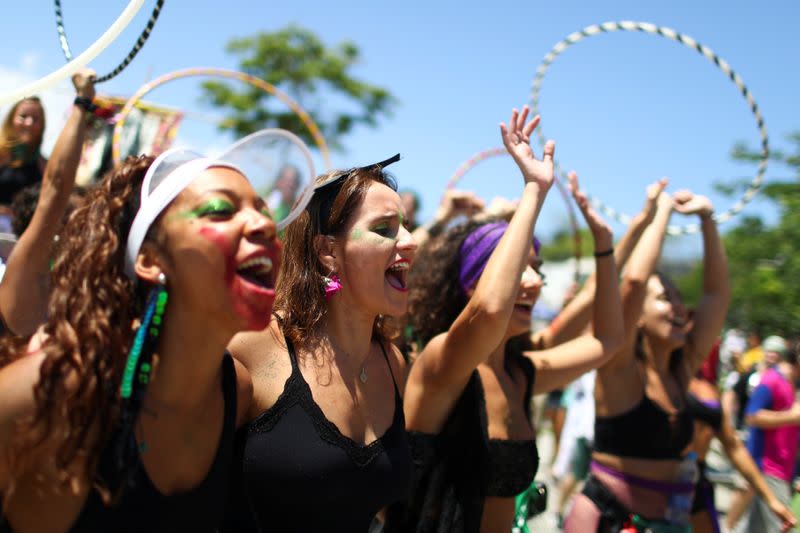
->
xmin=314 ymin=153 xmax=400 ymax=192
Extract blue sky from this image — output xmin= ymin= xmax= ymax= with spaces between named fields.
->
xmin=1 ymin=1 xmax=798 ymax=258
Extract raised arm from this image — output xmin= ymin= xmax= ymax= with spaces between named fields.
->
xmin=530 ymin=173 xmax=624 ymax=394
xmin=535 ymin=177 xmax=668 ymax=349
xmin=597 ymin=188 xmax=673 ymax=373
xmin=0 ymin=70 xmax=95 ymax=336
xmin=673 ymin=192 xmax=730 ymax=372
xmin=406 ymin=107 xmax=553 ymax=430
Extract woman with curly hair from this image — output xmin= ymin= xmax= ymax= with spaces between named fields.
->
xmin=563 ymin=188 xmax=730 ymax=533
xmin=385 ymin=106 xmax=624 ymax=533
xmin=223 ymin=154 xmax=416 ymax=532
xmin=0 ymin=144 xmax=281 ymax=532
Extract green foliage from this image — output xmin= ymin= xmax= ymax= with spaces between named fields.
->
xmin=540 ymin=227 xmax=594 ymax=262
xmin=201 ymin=25 xmax=396 ymax=150
xmin=677 ymin=132 xmax=800 ymax=335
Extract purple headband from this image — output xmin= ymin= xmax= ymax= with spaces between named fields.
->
xmin=458 ymin=221 xmax=541 ymax=293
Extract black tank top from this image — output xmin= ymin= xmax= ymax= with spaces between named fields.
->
xmin=0 ymin=160 xmax=41 ymax=205
xmin=222 ymin=336 xmax=412 ymax=533
xmin=594 ymin=368 xmax=693 ymax=460
xmin=68 ymin=353 xmax=237 ymax=533
xmin=686 ymin=393 xmax=723 ymax=432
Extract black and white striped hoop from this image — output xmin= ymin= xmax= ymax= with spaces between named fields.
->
xmin=55 ymin=0 xmax=165 ymax=83
xmin=531 ymin=21 xmax=769 ymax=236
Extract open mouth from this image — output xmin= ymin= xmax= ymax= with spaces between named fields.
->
xmin=514 ymin=303 xmax=534 ymax=314
xmin=235 ymin=256 xmax=275 ymax=290
xmin=386 ymin=260 xmax=409 ymax=292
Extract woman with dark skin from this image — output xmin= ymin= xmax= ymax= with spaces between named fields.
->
xmin=0 ymin=150 xmax=280 ymax=532
xmin=564 ymin=189 xmax=730 ymax=532
xmin=387 ymin=107 xmax=624 ymax=533
xmin=688 ymin=369 xmax=794 ymax=532
xmin=223 ymin=156 xmax=416 ymax=532
xmin=0 ymin=69 xmax=95 ymax=336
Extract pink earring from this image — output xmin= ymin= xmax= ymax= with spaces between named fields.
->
xmin=323 ymin=273 xmax=342 ymax=300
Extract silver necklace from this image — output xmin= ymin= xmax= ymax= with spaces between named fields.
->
xmin=360 ymin=365 xmax=368 ymax=383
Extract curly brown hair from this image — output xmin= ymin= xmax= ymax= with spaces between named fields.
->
xmin=0 ymin=155 xmax=155 ymax=495
xmin=276 ymin=166 xmax=398 ymax=350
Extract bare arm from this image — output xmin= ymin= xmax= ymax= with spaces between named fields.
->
xmin=406 ymin=107 xmax=553 ymax=432
xmin=600 ymin=191 xmax=673 ymax=373
xmin=531 ymin=173 xmax=624 ymax=393
xmin=673 ymin=192 xmax=730 ymax=373
xmin=745 ymin=403 xmax=800 ymax=429
xmin=535 ymin=178 xmax=667 ymax=349
xmin=719 ymin=411 xmax=797 ymax=531
xmin=0 ymin=70 xmax=95 ymax=336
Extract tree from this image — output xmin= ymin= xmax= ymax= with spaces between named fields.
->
xmin=539 ymin=226 xmax=593 ymax=262
xmin=202 ymin=25 xmax=396 ymax=151
xmin=676 ymin=132 xmax=800 ymax=335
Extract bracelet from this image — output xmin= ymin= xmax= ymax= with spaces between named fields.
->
xmin=594 ymin=248 xmax=614 ymax=258
xmin=73 ymin=96 xmax=98 ymax=113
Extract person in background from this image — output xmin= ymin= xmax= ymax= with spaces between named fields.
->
xmin=735 ymin=336 xmax=800 ymax=533
xmin=0 ymin=70 xmax=95 ymax=336
xmin=0 ymin=95 xmax=47 ymax=228
xmin=266 ymin=165 xmax=300 ymax=223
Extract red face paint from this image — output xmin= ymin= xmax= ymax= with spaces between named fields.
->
xmin=198 ymin=227 xmax=276 ymax=331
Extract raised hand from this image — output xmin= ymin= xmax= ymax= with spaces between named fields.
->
xmin=641 ymin=178 xmax=669 ymax=224
xmin=568 ymin=171 xmax=612 ymax=250
xmin=71 ymin=68 xmax=96 ymax=101
xmin=439 ymin=189 xmax=485 ymax=220
xmin=499 ymin=105 xmax=555 ymax=192
xmin=673 ymin=190 xmax=713 ymax=218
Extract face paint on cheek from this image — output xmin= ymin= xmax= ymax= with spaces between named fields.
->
xmin=198 ymin=226 xmax=274 ymax=330
xmin=351 ymin=228 xmax=364 ymax=240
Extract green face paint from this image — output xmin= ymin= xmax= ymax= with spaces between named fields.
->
xmin=177 ymin=198 xmax=235 ymax=220
xmin=351 ymin=228 xmax=364 ymax=240
xmin=260 ymin=207 xmax=273 ymax=220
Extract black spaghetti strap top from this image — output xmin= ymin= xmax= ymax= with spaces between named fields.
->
xmin=0 ymin=160 xmax=41 ymax=205
xmin=68 ymin=353 xmax=238 ymax=533
xmin=222 ymin=336 xmax=412 ymax=533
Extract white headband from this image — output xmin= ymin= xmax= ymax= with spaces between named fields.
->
xmin=124 ymin=149 xmax=240 ymax=279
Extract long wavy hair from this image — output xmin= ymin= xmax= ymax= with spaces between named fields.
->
xmin=0 ymin=155 xmax=155 ymax=497
xmin=275 ymin=166 xmax=398 ymax=351
xmin=407 ymin=217 xmax=534 ymax=375
xmin=0 ymin=97 xmax=45 ymax=166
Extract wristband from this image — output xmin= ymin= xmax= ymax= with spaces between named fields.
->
xmin=74 ymin=96 xmax=98 ymax=113
xmin=594 ymin=248 xmax=614 ymax=258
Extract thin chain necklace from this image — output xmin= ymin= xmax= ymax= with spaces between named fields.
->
xmin=327 ymin=337 xmax=370 ymax=384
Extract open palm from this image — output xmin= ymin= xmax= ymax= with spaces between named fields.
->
xmin=500 ymin=105 xmax=555 ymax=192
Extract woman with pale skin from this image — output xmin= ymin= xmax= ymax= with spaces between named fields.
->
xmin=564 ymin=188 xmax=731 ymax=532
xmin=386 ymin=106 xmax=624 ymax=533
xmin=0 ymin=150 xmax=280 ymax=532
xmin=0 ymin=69 xmax=95 ymax=336
xmin=223 ymin=156 xmax=416 ymax=532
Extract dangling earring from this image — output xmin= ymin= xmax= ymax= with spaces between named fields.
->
xmin=323 ymin=272 xmax=342 ymax=300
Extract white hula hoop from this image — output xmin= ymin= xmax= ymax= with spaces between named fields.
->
xmin=531 ymin=21 xmax=769 ymax=236
xmin=0 ymin=0 xmax=144 ymax=105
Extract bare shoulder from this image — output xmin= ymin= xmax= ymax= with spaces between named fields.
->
xmin=0 ymin=351 xmax=47 ymax=488
xmin=228 ymin=320 xmax=292 ymax=420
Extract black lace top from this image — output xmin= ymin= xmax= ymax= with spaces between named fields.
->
xmin=222 ymin=336 xmax=412 ymax=533
xmin=385 ymin=354 xmax=538 ymax=533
